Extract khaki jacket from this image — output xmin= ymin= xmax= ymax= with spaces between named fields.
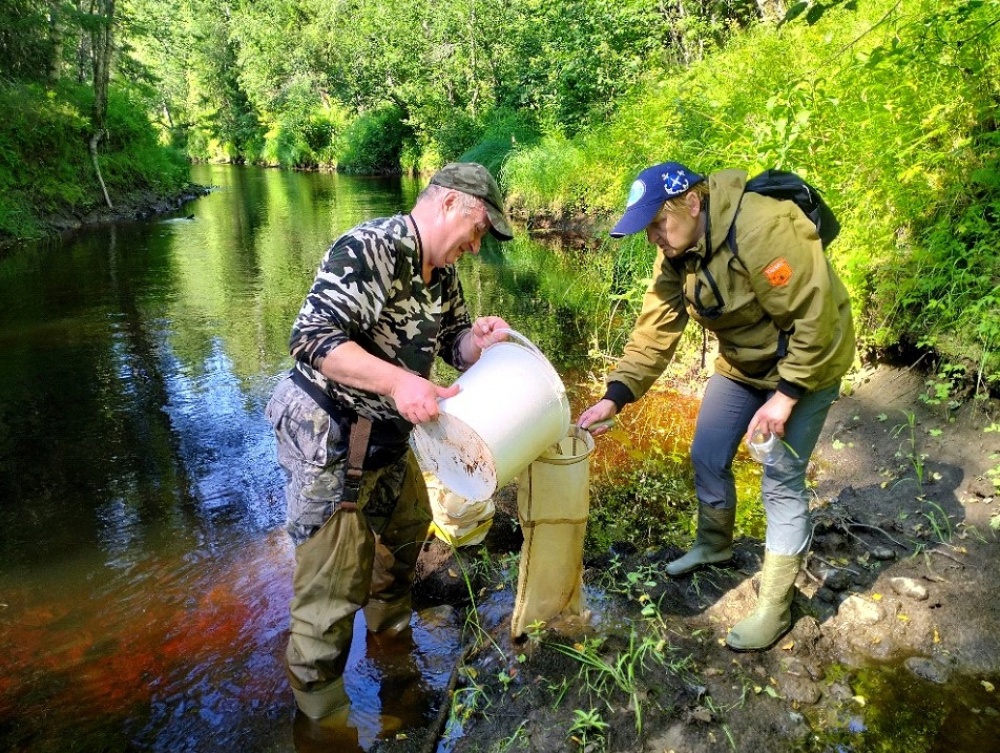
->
xmin=608 ymin=169 xmax=855 ymax=401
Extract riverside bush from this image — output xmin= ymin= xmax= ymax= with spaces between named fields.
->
xmin=338 ymin=105 xmax=413 ymax=175
xmin=502 ymin=0 xmax=1000 ymax=387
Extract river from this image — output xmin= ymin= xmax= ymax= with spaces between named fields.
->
xmin=0 ymin=164 xmax=616 ymax=752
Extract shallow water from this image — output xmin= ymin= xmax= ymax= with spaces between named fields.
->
xmin=809 ymin=660 xmax=1000 ymax=753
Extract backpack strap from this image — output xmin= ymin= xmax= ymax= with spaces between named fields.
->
xmin=726 ymin=192 xmax=746 ymax=258
xmin=726 ymin=189 xmax=793 ymax=361
xmin=694 ymin=196 xmax=727 ymax=319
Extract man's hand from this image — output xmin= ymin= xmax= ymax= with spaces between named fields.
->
xmin=461 ymin=316 xmax=510 ymax=365
xmin=390 ymin=371 xmax=460 ymax=424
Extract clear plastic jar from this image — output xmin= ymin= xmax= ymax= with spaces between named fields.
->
xmin=747 ymin=430 xmax=785 ymax=466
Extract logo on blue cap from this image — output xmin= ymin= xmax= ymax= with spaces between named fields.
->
xmin=662 ymin=169 xmax=694 ymax=197
xmin=625 ymin=180 xmax=646 ymax=208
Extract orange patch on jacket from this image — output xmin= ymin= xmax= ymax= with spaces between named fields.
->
xmin=763 ymin=258 xmax=793 ymax=286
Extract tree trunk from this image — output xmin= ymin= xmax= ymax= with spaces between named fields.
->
xmin=48 ymin=1 xmax=63 ymax=82
xmin=90 ymin=0 xmax=115 ymax=209
xmin=89 ymin=133 xmax=113 ymax=209
xmin=76 ymin=0 xmax=90 ymax=83
xmin=756 ymin=0 xmax=787 ymax=25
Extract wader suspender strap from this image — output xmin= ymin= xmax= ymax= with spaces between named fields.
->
xmin=341 ymin=417 xmax=373 ymax=510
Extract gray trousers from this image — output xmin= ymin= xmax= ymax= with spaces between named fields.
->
xmin=689 ymin=373 xmax=840 ymax=555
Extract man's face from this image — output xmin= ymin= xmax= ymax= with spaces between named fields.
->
xmin=436 ymin=193 xmax=490 ymax=267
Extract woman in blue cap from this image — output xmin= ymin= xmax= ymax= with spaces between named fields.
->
xmin=578 ymin=162 xmax=855 ymax=651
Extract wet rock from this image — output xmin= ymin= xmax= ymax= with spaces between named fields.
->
xmin=805 ymin=660 xmax=826 ymax=681
xmin=865 ymin=633 xmax=900 ymax=660
xmin=790 ymin=616 xmax=823 ymax=650
xmin=778 ymin=674 xmax=822 ymax=705
xmin=871 ymin=546 xmax=896 ymax=561
xmin=821 ymin=567 xmax=854 ymax=592
xmin=889 ymin=577 xmax=928 ymax=601
xmin=827 ymin=681 xmax=854 ymax=701
xmin=837 ymin=595 xmax=884 ymax=626
xmin=784 ymin=657 xmax=826 ymax=682
xmin=904 ymin=656 xmax=951 ymax=684
xmin=417 ymin=604 xmax=457 ymax=627
xmin=817 ymin=586 xmax=839 ymax=604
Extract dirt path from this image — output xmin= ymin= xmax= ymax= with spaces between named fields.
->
xmin=406 ymin=365 xmax=1000 ymax=753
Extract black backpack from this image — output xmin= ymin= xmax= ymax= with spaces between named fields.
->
xmin=727 ymin=169 xmax=840 ymax=254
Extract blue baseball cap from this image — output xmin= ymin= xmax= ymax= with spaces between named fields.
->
xmin=609 ymin=162 xmax=706 ymax=238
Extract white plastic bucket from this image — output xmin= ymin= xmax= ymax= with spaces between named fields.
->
xmin=410 ymin=329 xmax=570 ymax=501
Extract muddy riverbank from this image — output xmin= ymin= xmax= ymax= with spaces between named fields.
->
xmin=407 ymin=364 xmax=1000 ymax=753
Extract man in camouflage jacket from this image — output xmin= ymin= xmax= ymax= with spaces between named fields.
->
xmin=266 ymin=162 xmax=514 ymax=721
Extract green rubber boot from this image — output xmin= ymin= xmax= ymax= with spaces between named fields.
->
xmin=364 ymin=592 xmax=413 ymax=634
xmin=726 ymin=551 xmax=802 ymax=652
xmin=293 ymin=676 xmax=350 ymax=720
xmin=665 ymin=505 xmax=736 ymax=576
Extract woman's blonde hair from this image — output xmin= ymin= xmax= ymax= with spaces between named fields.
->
xmin=658 ymin=182 xmax=710 ymax=216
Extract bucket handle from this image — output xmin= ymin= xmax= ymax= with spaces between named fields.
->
xmin=487 ymin=328 xmax=566 ymax=397
xmin=487 ymin=327 xmax=544 ymax=359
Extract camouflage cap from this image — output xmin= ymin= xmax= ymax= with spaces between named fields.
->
xmin=429 ymin=162 xmax=514 ymax=241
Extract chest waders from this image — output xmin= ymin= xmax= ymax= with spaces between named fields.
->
xmin=289 ymin=417 xmax=428 ymax=719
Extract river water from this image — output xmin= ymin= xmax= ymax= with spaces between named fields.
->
xmin=0 ymin=164 xmax=617 ymax=752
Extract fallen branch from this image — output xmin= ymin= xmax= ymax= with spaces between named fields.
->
xmin=800 ymin=564 xmax=824 ymax=586
xmin=423 ymin=639 xmax=478 ymax=753
xmin=928 ymin=548 xmax=965 ymax=567
xmin=847 ymin=522 xmax=910 ymax=551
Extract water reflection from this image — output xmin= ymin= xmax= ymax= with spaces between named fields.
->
xmin=0 ymin=165 xmax=613 ymax=752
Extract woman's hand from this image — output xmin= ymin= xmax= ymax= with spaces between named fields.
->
xmin=746 ymin=392 xmax=798 ymax=443
xmin=577 ymin=399 xmax=619 ymax=437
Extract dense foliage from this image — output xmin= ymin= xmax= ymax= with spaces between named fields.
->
xmin=1 ymin=0 xmax=997 ymax=385
xmin=503 ymin=0 xmax=1000 ymax=386
xmin=0 ymin=1 xmax=189 ymax=240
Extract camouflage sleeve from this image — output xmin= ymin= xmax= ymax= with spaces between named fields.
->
xmin=289 ymin=226 xmax=398 ymax=370
xmin=438 ymin=269 xmax=473 ymax=370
